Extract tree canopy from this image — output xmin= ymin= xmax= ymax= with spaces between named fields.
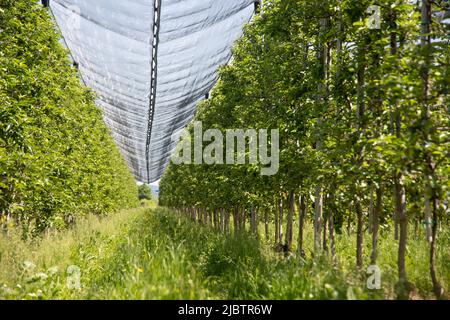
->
xmin=0 ymin=0 xmax=138 ymax=233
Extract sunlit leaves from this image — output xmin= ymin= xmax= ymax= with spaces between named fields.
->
xmin=1 ymin=0 xmax=138 ymax=233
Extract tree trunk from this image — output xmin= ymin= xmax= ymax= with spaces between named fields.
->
xmin=347 ymin=203 xmax=352 ymax=236
xmin=225 ymin=210 xmax=230 ymax=234
xmin=336 ymin=5 xmax=343 ymax=117
xmin=298 ymin=194 xmax=306 ymax=256
xmin=255 ymin=207 xmax=259 ymax=237
xmin=328 ymin=211 xmax=336 ymax=264
xmin=251 ymin=206 xmax=258 ymax=236
xmin=285 ymin=191 xmax=294 ymax=251
xmin=220 ymin=209 xmax=225 ymax=233
xmin=355 ymin=199 xmax=364 ymax=268
xmin=428 ymin=184 xmax=447 ymax=299
xmin=278 ymin=197 xmax=284 ymax=244
xmin=250 ymin=207 xmax=254 ymax=234
xmin=314 ymin=186 xmax=323 ymax=253
xmin=214 ymin=209 xmax=219 ymax=229
xmin=371 ymin=184 xmax=382 ymax=265
xmin=395 ymin=173 xmax=412 ymax=299
xmin=233 ymin=207 xmax=239 ymax=236
xmin=394 ymin=208 xmax=399 ymax=241
xmin=424 ymin=193 xmax=433 ymax=242
xmin=275 ymin=198 xmax=279 ymax=244
xmin=209 ymin=210 xmax=213 ymax=227
xmin=368 ymin=184 xmax=374 ymax=234
xmin=313 ymin=17 xmax=327 ymax=255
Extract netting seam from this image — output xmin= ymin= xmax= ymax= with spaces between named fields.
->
xmin=145 ymin=0 xmax=162 ymax=183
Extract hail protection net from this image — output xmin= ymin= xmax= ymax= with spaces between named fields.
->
xmin=49 ymin=0 xmax=256 ymax=182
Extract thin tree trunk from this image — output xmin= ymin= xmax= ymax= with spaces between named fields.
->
xmin=233 ymin=207 xmax=239 ymax=236
xmin=285 ymin=191 xmax=294 ymax=251
xmin=255 ymin=207 xmax=259 ymax=237
xmin=313 ymin=17 xmax=327 ymax=255
xmin=209 ymin=210 xmax=212 ymax=227
xmin=394 ymin=209 xmax=399 ymax=241
xmin=209 ymin=210 xmax=213 ymax=226
xmin=298 ymin=195 xmax=306 ymax=256
xmin=278 ymin=197 xmax=284 ymax=244
xmin=424 ymin=192 xmax=433 ymax=243
xmin=329 ymin=211 xmax=336 ymax=264
xmin=250 ymin=207 xmax=254 ymax=234
xmin=214 ymin=209 xmax=218 ymax=229
xmin=336 ymin=3 xmax=343 ymax=117
xmin=220 ymin=209 xmax=225 ymax=233
xmin=216 ymin=209 xmax=219 ymax=229
xmin=368 ymin=184 xmax=374 ymax=234
xmin=314 ymin=186 xmax=323 ymax=253
xmin=275 ymin=198 xmax=279 ymax=244
xmin=371 ymin=184 xmax=382 ymax=265
xmin=347 ymin=203 xmax=352 ymax=236
xmin=355 ymin=199 xmax=364 ymax=269
xmin=251 ymin=206 xmax=258 ymax=236
xmin=428 ymin=184 xmax=447 ymax=299
xmin=395 ymin=173 xmax=411 ymax=298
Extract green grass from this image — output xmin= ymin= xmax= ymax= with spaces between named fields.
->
xmin=0 ymin=206 xmax=448 ymax=299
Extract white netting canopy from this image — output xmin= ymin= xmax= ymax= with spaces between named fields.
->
xmin=48 ymin=0 xmax=257 ymax=182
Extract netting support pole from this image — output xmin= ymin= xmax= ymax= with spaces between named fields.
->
xmin=41 ymin=0 xmax=50 ymax=7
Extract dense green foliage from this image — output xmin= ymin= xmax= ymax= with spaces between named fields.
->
xmin=0 ymin=207 xmax=448 ymax=299
xmin=0 ymin=0 xmax=138 ymax=232
xmin=0 ymin=0 xmax=448 ymax=301
xmin=159 ymin=0 xmax=449 ymax=299
xmin=138 ymin=184 xmax=153 ymax=201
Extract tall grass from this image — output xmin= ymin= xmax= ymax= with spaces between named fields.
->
xmin=0 ymin=206 xmax=448 ymax=299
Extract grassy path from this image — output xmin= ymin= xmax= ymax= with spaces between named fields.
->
xmin=1 ymin=206 xmax=448 ymax=299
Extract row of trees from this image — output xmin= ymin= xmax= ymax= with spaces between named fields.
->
xmin=0 ymin=0 xmax=138 ymax=234
xmin=159 ymin=0 xmax=449 ymax=299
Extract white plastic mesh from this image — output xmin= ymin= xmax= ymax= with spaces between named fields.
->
xmin=49 ymin=0 xmax=255 ymax=182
